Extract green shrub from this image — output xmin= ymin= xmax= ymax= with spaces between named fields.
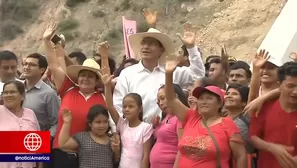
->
xmin=58 ymin=19 xmax=79 ymax=32
xmin=66 ymin=0 xmax=89 ymax=7
xmin=0 ymin=0 xmax=38 ymax=22
xmin=92 ymin=10 xmax=106 ymax=17
xmin=120 ymin=0 xmax=130 ymax=11
xmin=107 ymin=29 xmax=120 ymax=39
xmin=0 ymin=21 xmax=24 ymax=40
xmin=62 ymin=31 xmax=81 ymax=41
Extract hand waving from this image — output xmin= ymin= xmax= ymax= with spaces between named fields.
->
xmin=290 ymin=52 xmax=297 ymax=62
xmin=111 ymin=133 xmax=120 ymax=153
xmin=151 ymin=115 xmax=160 ymax=128
xmin=143 ymin=8 xmax=158 ymax=26
xmin=98 ymin=41 xmax=110 ymax=59
xmin=253 ymin=49 xmax=270 ymax=68
xmin=101 ymin=74 xmax=114 ymax=85
xmin=165 ymin=54 xmax=179 ymax=73
xmin=62 ymin=109 xmax=72 ymax=124
xmin=43 ymin=22 xmax=57 ymax=40
xmin=177 ymin=22 xmax=196 ymax=48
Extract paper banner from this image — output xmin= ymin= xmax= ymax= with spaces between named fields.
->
xmin=122 ymin=16 xmax=136 ymax=59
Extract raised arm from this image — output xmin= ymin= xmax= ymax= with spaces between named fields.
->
xmin=55 ymin=44 xmax=67 ymax=72
xmin=248 ymin=50 xmax=270 ymax=103
xmin=43 ymin=22 xmax=66 ymax=90
xmin=244 ymin=88 xmax=280 ymax=117
xmin=165 ymin=59 xmax=190 ymax=123
xmin=175 ymin=23 xmax=204 ymax=91
xmin=58 ymin=109 xmax=78 ymax=151
xmin=177 ymin=23 xmax=205 ymax=78
xmin=143 ymin=8 xmax=158 ymax=28
xmin=100 ymin=42 xmax=120 ymax=124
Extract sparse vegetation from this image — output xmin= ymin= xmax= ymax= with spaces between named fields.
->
xmin=92 ymin=10 xmax=106 ymax=18
xmin=114 ymin=6 xmax=120 ymax=12
xmin=97 ymin=0 xmax=106 ymax=3
xmin=107 ymin=29 xmax=120 ymax=39
xmin=121 ymin=0 xmax=131 ymax=11
xmin=179 ymin=19 xmax=187 ymax=24
xmin=0 ymin=21 xmax=24 ymax=40
xmin=58 ymin=19 xmax=79 ymax=32
xmin=114 ymin=0 xmax=130 ymax=12
xmin=66 ymin=0 xmax=89 ymax=7
xmin=137 ymin=21 xmax=150 ymax=33
xmin=62 ymin=31 xmax=81 ymax=41
xmin=0 ymin=0 xmax=39 ymax=41
xmin=0 ymin=0 xmax=38 ymax=22
xmin=103 ymin=25 xmax=124 ymax=44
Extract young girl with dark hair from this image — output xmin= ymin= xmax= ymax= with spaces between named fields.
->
xmin=102 ymin=70 xmax=153 ymax=168
xmin=58 ymin=105 xmax=120 ymax=168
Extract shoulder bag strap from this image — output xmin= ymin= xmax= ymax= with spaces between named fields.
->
xmin=238 ymin=114 xmax=250 ymax=127
xmin=202 ymin=119 xmax=222 ymax=168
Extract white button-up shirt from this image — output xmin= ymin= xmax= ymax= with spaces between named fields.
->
xmin=112 ymin=46 xmax=205 ymax=124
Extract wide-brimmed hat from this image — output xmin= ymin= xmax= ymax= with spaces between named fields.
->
xmin=67 ymin=58 xmax=102 ymax=84
xmin=129 ymin=28 xmax=175 ymax=62
xmin=192 ymin=86 xmax=225 ymax=103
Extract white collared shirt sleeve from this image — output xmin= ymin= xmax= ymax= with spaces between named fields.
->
xmin=187 ymin=46 xmax=205 ymax=78
xmin=173 ymin=46 xmax=205 ymax=90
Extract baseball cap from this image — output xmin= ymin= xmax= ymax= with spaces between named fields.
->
xmin=192 ymin=86 xmax=225 ymax=103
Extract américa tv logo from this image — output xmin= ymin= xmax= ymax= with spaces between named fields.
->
xmin=0 ymin=131 xmax=51 ymax=153
xmin=23 ymin=133 xmax=43 ymax=152
xmin=0 ymin=131 xmax=51 ymax=162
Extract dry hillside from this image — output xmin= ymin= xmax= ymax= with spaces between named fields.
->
xmin=0 ymin=0 xmax=287 ymax=63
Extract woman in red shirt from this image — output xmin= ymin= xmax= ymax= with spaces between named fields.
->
xmin=164 ymin=60 xmax=247 ymax=168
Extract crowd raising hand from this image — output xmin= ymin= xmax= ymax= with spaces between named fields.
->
xmin=176 ymin=22 xmax=196 ymax=48
xmin=143 ymin=8 xmax=158 ymax=27
xmin=43 ymin=22 xmax=57 ymax=41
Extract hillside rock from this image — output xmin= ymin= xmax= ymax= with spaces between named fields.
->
xmin=0 ymin=0 xmax=286 ymax=63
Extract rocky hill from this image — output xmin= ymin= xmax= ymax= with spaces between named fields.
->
xmin=0 ymin=0 xmax=287 ymax=63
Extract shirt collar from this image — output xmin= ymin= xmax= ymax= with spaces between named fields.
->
xmin=136 ymin=60 xmax=165 ymax=73
xmin=25 ymin=79 xmax=43 ymax=90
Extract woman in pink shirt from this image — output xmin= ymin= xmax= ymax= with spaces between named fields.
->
xmin=164 ymin=61 xmax=247 ymax=168
xmin=0 ymin=80 xmax=40 ymax=168
xmin=150 ymin=84 xmax=188 ymax=168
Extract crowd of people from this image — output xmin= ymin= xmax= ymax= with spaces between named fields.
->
xmin=0 ymin=8 xmax=297 ymax=168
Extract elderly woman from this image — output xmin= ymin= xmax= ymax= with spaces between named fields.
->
xmin=164 ymin=60 xmax=247 ymax=168
xmin=0 ymin=80 xmax=40 ymax=168
xmin=42 ymin=23 xmax=107 ymax=168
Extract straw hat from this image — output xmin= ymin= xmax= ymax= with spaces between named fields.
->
xmin=67 ymin=58 xmax=102 ymax=84
xmin=129 ymin=28 xmax=175 ymax=61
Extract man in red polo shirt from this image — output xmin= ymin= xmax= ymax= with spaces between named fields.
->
xmin=249 ymin=62 xmax=297 ymax=168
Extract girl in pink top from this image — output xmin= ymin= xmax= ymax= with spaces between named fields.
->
xmin=164 ymin=62 xmax=247 ymax=168
xmin=102 ymin=67 xmax=153 ymax=168
xmin=150 ymin=84 xmax=188 ymax=168
xmin=0 ymin=81 xmax=40 ymax=168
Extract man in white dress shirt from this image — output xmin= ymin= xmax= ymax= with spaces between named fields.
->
xmin=113 ymin=28 xmax=205 ymax=123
